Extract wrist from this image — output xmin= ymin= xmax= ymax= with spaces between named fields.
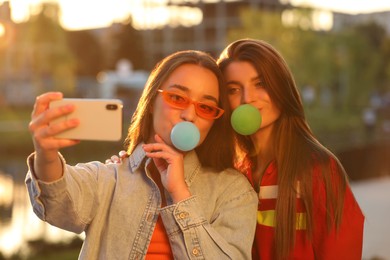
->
xmin=170 ymin=187 xmax=191 ymax=203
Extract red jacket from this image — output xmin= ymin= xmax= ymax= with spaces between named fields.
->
xmin=247 ymin=160 xmax=364 ymax=260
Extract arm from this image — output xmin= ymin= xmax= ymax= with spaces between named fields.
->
xmin=28 ymin=92 xmax=80 ymax=182
xmin=312 ymin=162 xmax=365 ymax=259
xmin=26 ymin=155 xmax=113 ymax=233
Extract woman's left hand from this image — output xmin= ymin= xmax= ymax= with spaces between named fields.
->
xmin=142 ymin=134 xmax=191 ymax=203
xmin=105 ymin=150 xmax=127 ymax=164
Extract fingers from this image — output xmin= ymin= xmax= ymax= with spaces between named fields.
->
xmin=29 ymin=103 xmax=76 ymax=134
xmin=105 ymin=156 xmax=118 ymax=164
xmin=29 ymin=92 xmax=81 ymax=153
xmin=105 ymin=150 xmax=128 ymax=164
xmin=29 ymin=92 xmax=76 ymax=136
xmin=32 ymin=92 xmax=63 ymax=118
xmin=32 ymin=117 xmax=79 ymax=138
xmin=142 ymin=142 xmax=183 ymax=170
xmin=143 ymin=134 xmax=180 ymax=158
xmin=119 ymin=150 xmax=128 ymax=158
xmin=154 ymin=134 xmax=165 ymax=144
xmin=34 ymin=137 xmax=81 ymax=151
xmin=30 ymin=115 xmax=79 ymax=152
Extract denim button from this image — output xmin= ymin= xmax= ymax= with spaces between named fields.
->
xmin=192 ymin=247 xmax=199 ymax=256
xmin=179 ymin=212 xmax=187 ymax=219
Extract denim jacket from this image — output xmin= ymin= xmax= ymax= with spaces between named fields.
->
xmin=25 ymin=144 xmax=257 ymax=259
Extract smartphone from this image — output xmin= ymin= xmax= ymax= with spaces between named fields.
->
xmin=49 ymin=98 xmax=123 ymax=141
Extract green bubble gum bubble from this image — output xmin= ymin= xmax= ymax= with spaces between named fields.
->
xmin=231 ymin=104 xmax=262 ymax=135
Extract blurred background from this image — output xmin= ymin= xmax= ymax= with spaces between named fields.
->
xmin=0 ymin=0 xmax=389 ymax=259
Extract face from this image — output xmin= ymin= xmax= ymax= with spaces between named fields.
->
xmin=152 ymin=63 xmax=220 ymax=148
xmin=223 ymin=61 xmax=281 ymax=132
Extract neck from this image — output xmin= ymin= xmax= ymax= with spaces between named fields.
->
xmin=250 ymin=125 xmax=275 ymax=169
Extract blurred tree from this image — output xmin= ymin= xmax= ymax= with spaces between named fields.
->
xmin=228 ymin=8 xmax=339 ymax=108
xmin=108 ymin=17 xmax=145 ymax=70
xmin=353 ymin=22 xmax=390 ymax=93
xmin=66 ymin=30 xmax=104 ymax=76
xmin=337 ymin=28 xmax=380 ymax=112
xmin=12 ymin=2 xmax=76 ymax=96
xmin=228 ymin=8 xmax=390 ymax=113
xmin=383 ymin=38 xmax=390 ymax=92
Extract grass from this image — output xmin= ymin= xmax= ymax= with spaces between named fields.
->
xmin=305 ymin=105 xmax=365 ymax=151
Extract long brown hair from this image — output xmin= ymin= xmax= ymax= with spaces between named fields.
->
xmin=124 ymin=50 xmax=235 ymax=171
xmin=218 ymin=39 xmax=348 ymax=259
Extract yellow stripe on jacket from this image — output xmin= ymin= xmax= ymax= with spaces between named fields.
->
xmin=258 ymin=183 xmax=305 ymax=230
xmin=257 ymin=210 xmax=307 ymax=230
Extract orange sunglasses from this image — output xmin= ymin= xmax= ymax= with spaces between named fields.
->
xmin=157 ymin=89 xmax=224 ymax=119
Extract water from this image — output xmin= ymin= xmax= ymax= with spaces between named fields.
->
xmin=0 ymin=142 xmax=118 ymax=258
xmin=0 ymin=171 xmax=81 ymax=258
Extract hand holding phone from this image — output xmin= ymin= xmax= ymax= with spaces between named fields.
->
xmin=49 ymin=98 xmax=123 ymax=141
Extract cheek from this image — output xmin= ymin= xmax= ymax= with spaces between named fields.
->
xmin=152 ymin=100 xmax=174 ymax=143
xmin=263 ymin=104 xmax=281 ymax=125
xmin=228 ymin=96 xmax=241 ymax=110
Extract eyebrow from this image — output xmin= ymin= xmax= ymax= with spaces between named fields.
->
xmin=168 ymin=84 xmax=219 ymax=104
xmin=226 ymin=76 xmax=264 ymax=86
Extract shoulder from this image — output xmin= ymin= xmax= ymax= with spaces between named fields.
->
xmin=65 ymin=159 xmax=126 ymax=181
xmin=310 ymin=151 xmax=344 ymax=175
xmin=199 ymin=166 xmax=254 ymax=192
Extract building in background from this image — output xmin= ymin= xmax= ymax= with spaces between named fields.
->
xmin=139 ymin=0 xmax=288 ymax=68
xmin=333 ymin=11 xmax=390 ymax=35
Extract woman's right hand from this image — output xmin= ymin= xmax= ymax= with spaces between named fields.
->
xmin=28 ymin=92 xmax=80 ymax=181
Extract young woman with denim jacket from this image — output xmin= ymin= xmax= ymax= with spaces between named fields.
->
xmin=217 ymin=39 xmax=364 ymax=260
xmin=25 ymin=50 xmax=258 ymax=259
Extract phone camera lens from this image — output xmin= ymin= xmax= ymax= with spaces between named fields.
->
xmin=106 ymin=104 xmax=118 ymax=110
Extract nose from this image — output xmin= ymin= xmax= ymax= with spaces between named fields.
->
xmin=242 ymin=87 xmax=255 ymax=104
xmin=180 ymin=103 xmax=197 ymax=122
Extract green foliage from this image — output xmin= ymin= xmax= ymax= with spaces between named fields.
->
xmin=0 ymin=108 xmax=34 ymax=157
xmin=66 ymin=30 xmax=104 ymax=76
xmin=110 ymin=17 xmax=146 ymax=70
xmin=7 ymin=2 xmax=76 ymax=96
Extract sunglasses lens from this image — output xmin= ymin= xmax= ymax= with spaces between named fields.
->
xmin=164 ymin=92 xmax=189 ymax=108
xmin=196 ymin=103 xmax=220 ymax=119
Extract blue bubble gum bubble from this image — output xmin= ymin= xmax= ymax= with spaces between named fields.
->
xmin=231 ymin=104 xmax=262 ymax=135
xmin=170 ymin=122 xmax=200 ymax=151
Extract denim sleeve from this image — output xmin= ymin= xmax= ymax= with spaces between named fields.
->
xmin=25 ymin=153 xmax=113 ymax=234
xmin=160 ymin=182 xmax=258 ymax=259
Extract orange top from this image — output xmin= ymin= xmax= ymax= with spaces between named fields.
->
xmin=146 ymin=216 xmax=173 ymax=260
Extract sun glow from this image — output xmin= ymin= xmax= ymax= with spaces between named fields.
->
xmin=4 ymin=0 xmax=203 ymax=30
xmin=4 ymin=0 xmax=390 ymax=31
xmin=288 ymin=0 xmax=390 ymax=14
xmin=0 ymin=23 xmax=5 ymax=37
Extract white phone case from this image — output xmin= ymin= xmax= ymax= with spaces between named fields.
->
xmin=49 ymin=98 xmax=123 ymax=141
